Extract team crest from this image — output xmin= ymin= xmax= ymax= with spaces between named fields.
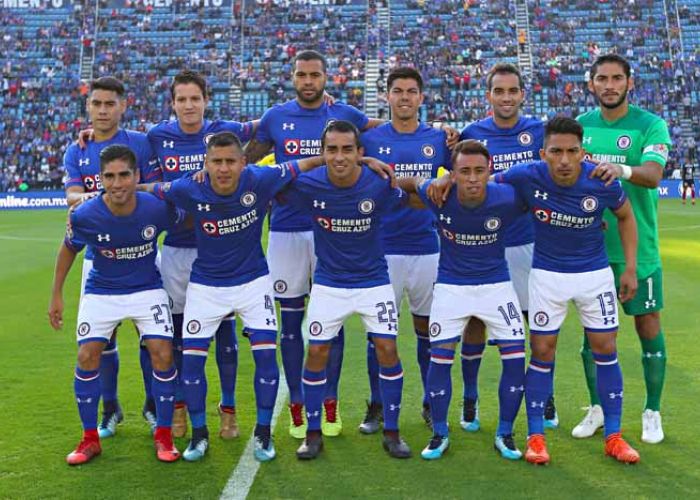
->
xmin=358 ymin=199 xmax=375 ymax=214
xmin=309 ymin=321 xmax=323 ymax=337
xmin=203 ymin=133 xmax=215 ymax=145
xmin=421 ymin=144 xmax=436 ymax=158
xmin=241 ymin=192 xmax=257 ymax=207
xmin=518 ymin=132 xmax=533 ymax=146
xmin=77 ymin=322 xmax=91 ymax=337
xmin=534 ymin=208 xmax=551 ymax=223
xmin=442 ymin=228 xmax=455 ymax=241
xmin=141 ymin=225 xmax=157 ymax=240
xmin=201 ymin=220 xmax=219 ymax=236
xmin=533 ymin=311 xmax=550 ymax=327
xmin=484 ymin=217 xmax=501 ymax=231
xmin=274 ymin=280 xmax=288 ymax=294
xmin=616 ymin=135 xmax=632 ymax=150
xmin=164 ymin=157 xmax=179 ymax=172
xmin=581 ymin=196 xmax=598 ymax=212
xmin=186 ymin=320 xmax=201 ymax=334
xmin=100 ymin=249 xmax=116 ymax=259
xmin=429 ymin=322 xmax=442 ymax=337
xmin=284 ymin=139 xmax=300 ymax=155
xmin=316 ymin=216 xmax=332 ymax=230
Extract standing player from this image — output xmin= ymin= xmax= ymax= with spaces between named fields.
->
xmin=148 ymin=70 xmax=257 ymax=440
xmin=64 ymin=76 xmax=161 ymax=438
xmin=49 ymin=145 xmax=181 ymax=465
xmin=458 ymin=63 xmax=558 ymax=431
xmin=359 ymin=67 xmax=451 ymax=432
xmin=682 ymin=162 xmax=695 ymax=205
xmin=575 ymin=54 xmax=672 ymax=443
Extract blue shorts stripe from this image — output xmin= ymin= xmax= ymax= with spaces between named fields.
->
xmin=530 ymin=328 xmax=560 ymax=336
xmin=77 ymin=338 xmax=109 ymax=346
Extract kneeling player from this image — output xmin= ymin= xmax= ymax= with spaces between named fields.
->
xmin=48 ymin=145 xmax=181 ymax=465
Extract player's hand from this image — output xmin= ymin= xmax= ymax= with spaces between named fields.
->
xmin=48 ymin=295 xmax=64 ymax=330
xmin=362 ymin=156 xmax=396 ymax=188
xmin=427 ymin=173 xmax=453 ymax=207
xmin=618 ymin=267 xmax=638 ymax=303
xmin=70 ymin=191 xmax=99 ymax=211
xmin=590 ymin=162 xmax=623 ymax=186
xmin=192 ymin=169 xmax=207 ymax=183
xmin=77 ymin=128 xmax=95 ymax=149
xmin=442 ymin=125 xmax=460 ymax=148
xmin=323 ymin=91 xmax=336 ymax=106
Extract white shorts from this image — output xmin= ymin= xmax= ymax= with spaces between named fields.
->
xmin=505 ymin=243 xmax=533 ymax=312
xmin=182 ymin=275 xmax=277 ymax=341
xmin=528 ymin=267 xmax=619 ymax=335
xmin=160 ymin=245 xmax=197 ymax=314
xmin=76 ymin=289 xmax=173 ymax=344
xmin=306 ymin=284 xmax=398 ymax=343
xmin=386 ymin=253 xmax=439 ymax=317
xmin=428 ymin=282 xmax=525 ymax=345
xmin=267 ymin=231 xmax=316 ymax=299
xmin=79 ymin=257 xmax=93 ymax=301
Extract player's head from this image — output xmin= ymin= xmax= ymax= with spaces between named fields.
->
xmin=204 ymin=132 xmax=246 ymax=194
xmin=486 ymin=63 xmax=525 ymax=122
xmin=588 ymin=54 xmax=634 ymax=110
xmin=450 ymin=140 xmax=491 ymax=204
xmin=171 ymin=70 xmax=209 ymax=128
xmin=541 ymin=117 xmax=585 ymax=186
xmin=87 ymin=77 xmax=127 ymax=135
xmin=293 ymin=50 xmax=327 ymax=105
xmin=99 ymin=144 xmax=138 ymax=205
xmin=321 ymin=120 xmax=364 ymax=185
xmin=387 ymin=67 xmax=424 ymax=122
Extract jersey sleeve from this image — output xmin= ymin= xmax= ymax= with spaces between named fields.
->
xmin=162 ymin=201 xmax=187 ymax=230
xmin=276 ymin=181 xmax=308 ymax=210
xmin=62 ymin=146 xmax=83 ymax=189
xmin=222 ymin=120 xmax=256 ymax=144
xmin=137 ymin=138 xmax=162 ymax=183
xmin=377 ymin=180 xmax=409 ymax=213
xmin=254 ymin=108 xmax=273 ymax=144
xmin=153 ymin=177 xmax=192 ymax=210
xmin=345 ymin=105 xmax=370 ymax=130
xmin=459 ymin=125 xmax=473 ymax=141
xmin=415 ymin=178 xmax=440 ymax=213
xmin=64 ymin=210 xmax=86 ymax=253
xmin=254 ymin=161 xmax=301 ymax=198
xmin=605 ymin=180 xmax=628 ymax=211
xmin=640 ymin=118 xmax=672 ymax=167
xmin=495 ymin=162 xmax=528 ymax=185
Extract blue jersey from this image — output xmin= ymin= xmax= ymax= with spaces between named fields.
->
xmin=361 ymin=123 xmax=450 ymax=255
xmin=65 ymin=193 xmax=181 ymax=295
xmin=281 ymin=167 xmax=407 ymax=288
xmin=416 ymin=181 xmax=524 ymax=285
xmin=147 ymin=119 xmax=255 ymax=248
xmin=256 ymin=99 xmax=369 ymax=232
xmin=63 ymin=129 xmax=161 ymax=260
xmin=460 ymin=116 xmax=544 ymax=247
xmin=495 ymin=161 xmax=627 ymax=273
xmin=154 ymin=162 xmax=300 ymax=287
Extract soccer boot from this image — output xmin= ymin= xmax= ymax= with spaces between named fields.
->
xmin=605 ymin=433 xmax=640 ymax=464
xmin=321 ymin=398 xmax=342 ymax=437
xmin=183 ymin=427 xmax=209 ymax=462
xmin=460 ymin=398 xmax=480 ymax=432
xmin=543 ymin=396 xmax=559 ymax=430
xmin=494 ymin=434 xmax=522 ymax=460
xmin=525 ymin=434 xmax=550 ymax=465
xmin=253 ymin=426 xmax=276 ymax=462
xmin=296 ymin=431 xmax=324 ymax=460
xmin=97 ymin=403 xmax=124 ymax=439
xmin=641 ymin=409 xmax=664 ymax=444
xmin=218 ymin=404 xmax=239 ymax=439
xmin=382 ymin=431 xmax=412 ymax=459
xmin=421 ymin=403 xmax=432 ymax=427
xmin=358 ymin=400 xmax=383 ymax=435
xmin=288 ymin=402 xmax=307 ymax=439
xmin=172 ymin=403 xmax=188 ymax=438
xmin=142 ymin=400 xmax=158 ymax=436
xmin=66 ymin=433 xmax=101 ymax=466
xmin=154 ymin=427 xmax=180 ymax=462
xmin=571 ymin=404 xmax=604 ymax=438
xmin=421 ymin=434 xmax=449 ymax=460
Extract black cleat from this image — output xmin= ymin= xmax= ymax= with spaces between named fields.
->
xmin=358 ymin=400 xmax=383 ymax=434
xmin=421 ymin=403 xmax=432 ymax=427
xmin=382 ymin=431 xmax=411 ymax=459
xmin=544 ymin=396 xmax=559 ymax=429
xmin=296 ymin=431 xmax=324 ymax=460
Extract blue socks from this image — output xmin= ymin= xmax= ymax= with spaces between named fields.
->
xmin=74 ymin=367 xmax=100 ymax=431
xmin=325 ymin=327 xmax=345 ymax=401
xmin=461 ymin=342 xmax=485 ymax=401
xmin=525 ymin=356 xmax=554 ymax=436
xmin=378 ymin=360 xmax=404 ymax=431
xmin=216 ymin=318 xmax=238 ymax=408
xmin=250 ymin=332 xmax=279 ymax=426
xmin=497 ymin=343 xmax=526 ymax=436
xmin=100 ymin=337 xmax=119 ymax=405
xmin=182 ymin=343 xmax=209 ymax=429
xmin=366 ymin=337 xmax=381 ymax=404
xmin=279 ymin=297 xmax=306 ymax=404
xmin=152 ymin=366 xmax=177 ymax=428
xmin=593 ymin=351 xmax=623 ymax=437
xmin=172 ymin=313 xmax=184 ymax=403
xmin=415 ymin=327 xmax=431 ymax=405
xmin=139 ymin=345 xmax=153 ymax=404
xmin=302 ymin=368 xmax=327 ymax=431
xmin=426 ymin=347 xmax=454 ymax=437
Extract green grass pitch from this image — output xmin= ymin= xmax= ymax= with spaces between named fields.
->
xmin=0 ymin=200 xmax=698 ymax=499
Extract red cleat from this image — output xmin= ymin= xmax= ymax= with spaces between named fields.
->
xmin=66 ymin=432 xmax=101 ymax=466
xmin=154 ymin=427 xmax=181 ymax=462
xmin=525 ymin=434 xmax=550 ymax=465
xmin=605 ymin=433 xmax=640 ymax=464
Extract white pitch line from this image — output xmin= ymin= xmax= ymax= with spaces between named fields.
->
xmin=659 ymin=224 xmax=700 ymax=232
xmin=0 ymin=234 xmax=58 ymax=242
xmin=220 ymin=372 xmax=289 ymax=500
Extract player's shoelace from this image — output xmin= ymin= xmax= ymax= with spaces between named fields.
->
xmin=324 ymin=400 xmax=337 ymax=423
xmin=428 ymin=435 xmax=446 ymax=450
xmin=290 ymin=404 xmax=304 ymax=427
xmin=501 ymin=434 xmax=517 ymax=451
xmin=99 ymin=412 xmax=118 ymax=429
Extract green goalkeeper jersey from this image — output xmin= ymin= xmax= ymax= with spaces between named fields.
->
xmin=577 ymin=105 xmax=671 ymax=277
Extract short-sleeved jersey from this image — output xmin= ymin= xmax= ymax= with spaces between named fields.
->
xmin=154 ymin=162 xmax=299 ymax=287
xmin=577 ymin=105 xmax=671 ymax=276
xmin=682 ymin=165 xmax=695 ymax=181
xmin=361 ymin=122 xmax=450 ymax=255
xmin=281 ymin=167 xmax=406 ymax=288
xmin=256 ymin=100 xmax=369 ymax=232
xmin=460 ymin=116 xmax=545 ymax=247
xmin=496 ymin=161 xmax=627 ymax=273
xmin=65 ymin=192 xmax=181 ymax=295
xmin=147 ymin=119 xmax=255 ymax=248
xmin=416 ymin=180 xmax=524 ymax=285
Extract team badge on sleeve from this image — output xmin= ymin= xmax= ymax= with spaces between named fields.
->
xmin=518 ymin=132 xmax=533 ymax=146
xmin=241 ymin=192 xmax=257 ymax=207
xmin=533 ymin=311 xmax=550 ymax=327
xmin=141 ymin=225 xmax=157 ymax=240
xmin=274 ymin=280 xmax=288 ymax=294
xmin=484 ymin=217 xmax=501 ymax=231
xmin=358 ymin=199 xmax=375 ymax=214
xmin=581 ymin=196 xmax=598 ymax=212
xmin=616 ymin=135 xmax=632 ymax=150
xmin=186 ymin=320 xmax=201 ymax=334
xmin=429 ymin=322 xmax=442 ymax=337
xmin=309 ymin=321 xmax=323 ymax=336
xmin=421 ymin=144 xmax=435 ymax=158
xmin=77 ymin=322 xmax=91 ymax=337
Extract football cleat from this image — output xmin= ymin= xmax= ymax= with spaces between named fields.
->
xmin=143 ymin=404 xmax=158 ymax=436
xmin=218 ymin=404 xmax=239 ymax=439
xmin=154 ymin=427 xmax=180 ymax=462
xmin=66 ymin=434 xmax=101 ymax=466
xmin=525 ymin=434 xmax=550 ymax=465
xmin=172 ymin=403 xmax=188 ymax=438
xmin=571 ymin=404 xmax=604 ymax=438
xmin=460 ymin=398 xmax=480 ymax=432
xmin=358 ymin=400 xmax=383 ymax=435
xmin=605 ymin=433 xmax=640 ymax=464
xmin=494 ymin=434 xmax=522 ymax=460
xmin=544 ymin=396 xmax=559 ymax=430
xmin=641 ymin=409 xmax=664 ymax=444
xmin=97 ymin=407 xmax=123 ymax=439
xmin=296 ymin=432 xmax=324 ymax=460
xmin=421 ymin=434 xmax=449 ymax=460
xmin=253 ymin=428 xmax=276 ymax=462
xmin=382 ymin=432 xmax=411 ymax=459
xmin=321 ymin=399 xmax=342 ymax=437
xmin=421 ymin=403 xmax=432 ymax=427
xmin=288 ymin=403 xmax=307 ymax=439
xmin=183 ymin=436 xmax=209 ymax=462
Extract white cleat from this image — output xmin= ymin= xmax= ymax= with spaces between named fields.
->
xmin=571 ymin=404 xmax=604 ymax=438
xmin=641 ymin=409 xmax=664 ymax=444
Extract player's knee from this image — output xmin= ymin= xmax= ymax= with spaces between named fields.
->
xmin=77 ymin=342 xmax=103 ymax=371
xmin=634 ymin=312 xmax=661 ymax=339
xmin=373 ymin=338 xmax=399 ymax=366
xmin=529 ymin=335 xmax=556 ymax=361
xmin=586 ymin=333 xmax=617 ymax=355
xmin=148 ymin=341 xmax=174 ymax=371
xmin=306 ymin=343 xmax=331 ymax=370
xmin=413 ymin=314 xmax=429 ymax=336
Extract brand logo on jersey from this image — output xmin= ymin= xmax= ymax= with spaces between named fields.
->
xmin=309 ymin=321 xmax=323 ymax=336
xmin=484 ymin=217 xmax=501 ymax=231
xmin=161 ymin=182 xmax=172 ymax=193
xmin=429 ymin=322 xmax=441 ymax=337
xmin=533 ymin=311 xmax=549 ymax=327
xmin=421 ymin=144 xmax=435 ymax=158
xmin=164 ymin=156 xmax=179 ymax=172
xmin=378 ymin=147 xmax=391 ymax=154
xmin=100 ymin=249 xmax=116 ymax=259
xmin=518 ymin=132 xmax=533 ymax=146
xmin=534 ymin=190 xmax=548 ymax=200
xmin=616 ymin=135 xmax=632 ymax=150
xmin=282 ymin=122 xmax=295 ymax=130
xmin=163 ymin=140 xmax=174 ymax=148
xmin=77 ymin=322 xmax=91 ymax=337
xmin=186 ymin=320 xmax=201 ymax=334
xmin=141 ymin=225 xmax=156 ymax=240
xmin=203 ymin=133 xmax=214 ymax=145
xmin=201 ymin=220 xmax=219 ymax=236
xmin=274 ymin=280 xmax=288 ymax=294
xmin=97 ymin=233 xmax=111 ymax=242
xmin=284 ymin=139 xmax=300 ymax=155
xmin=439 ymin=214 xmax=452 ymax=224
xmin=583 ymin=136 xmax=593 ymax=145
xmin=581 ymin=196 xmax=598 ymax=212
xmin=313 ymin=199 xmax=326 ymax=209
xmin=358 ymin=199 xmax=375 ymax=214
xmin=240 ymin=192 xmax=257 ymax=207
xmin=197 ymin=203 xmax=211 ymax=212
xmin=79 ymin=158 xmax=90 ymax=166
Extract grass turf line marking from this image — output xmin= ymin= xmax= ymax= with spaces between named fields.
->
xmin=220 ymin=372 xmax=288 ymax=500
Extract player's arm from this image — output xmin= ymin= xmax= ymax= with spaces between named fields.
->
xmin=296 ymin=155 xmax=325 ymax=173
xmin=426 ymin=173 xmax=453 ymax=207
xmin=590 ymin=160 xmax=663 ymax=188
xmin=396 ymin=177 xmax=427 ymax=209
xmin=65 ymin=186 xmax=99 ymax=207
xmin=244 ymin=138 xmax=273 ymax=163
xmin=48 ymin=231 xmax=82 ymax=330
xmin=611 ymin=199 xmax=638 ymax=303
xmin=362 ymin=156 xmax=396 ymax=186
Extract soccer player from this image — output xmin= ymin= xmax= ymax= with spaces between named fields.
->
xmin=63 ymin=76 xmax=161 ymax=438
xmin=681 ymin=162 xmax=695 ymax=205
xmin=401 ymin=140 xmax=527 ymax=461
xmin=576 ymin=54 xmax=672 ymax=443
xmin=283 ymin=120 xmax=411 ymax=460
xmin=359 ymin=66 xmax=451 ymax=432
xmin=49 ymin=144 xmax=181 ymax=465
xmin=147 ymin=70 xmax=257 ymax=440
xmin=458 ymin=63 xmax=557 ymax=431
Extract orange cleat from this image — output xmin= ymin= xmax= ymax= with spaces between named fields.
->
xmin=66 ymin=433 xmax=101 ymax=466
xmin=605 ymin=433 xmax=640 ymax=464
xmin=154 ymin=427 xmax=181 ymax=462
xmin=525 ymin=434 xmax=550 ymax=465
